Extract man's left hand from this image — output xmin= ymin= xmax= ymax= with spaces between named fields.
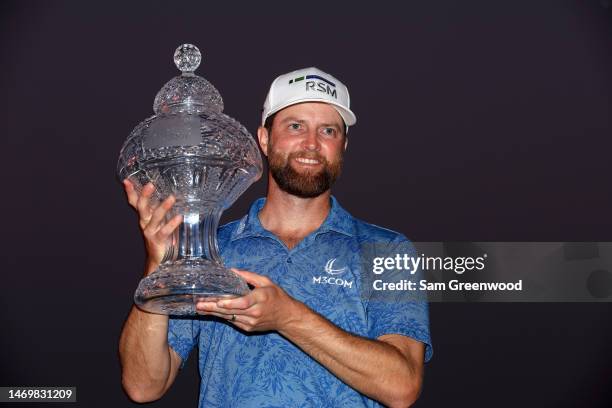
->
xmin=196 ymin=269 xmax=300 ymax=332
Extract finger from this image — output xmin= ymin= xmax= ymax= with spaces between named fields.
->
xmin=159 ymin=214 xmax=183 ymax=237
xmin=136 ymin=183 xmax=156 ymax=225
xmin=196 ymin=310 xmax=232 ymax=319
xmin=217 ymin=293 xmax=257 ymax=310
xmin=232 ymin=269 xmax=272 ymax=288
xmin=231 ymin=321 xmax=253 ymax=332
xmin=123 ymin=179 xmax=139 ymax=208
xmin=196 ymin=301 xmax=234 ymax=312
xmin=203 ymin=312 xmax=256 ymax=328
xmin=233 ymin=315 xmax=257 ymax=326
xmin=197 ymin=301 xmax=250 ymax=316
xmin=196 ymin=300 xmax=238 ymax=314
xmin=145 ymin=195 xmax=176 ymax=233
xmin=195 ymin=308 xmax=255 ymax=325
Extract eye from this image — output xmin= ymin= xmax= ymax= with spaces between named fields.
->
xmin=321 ymin=127 xmax=337 ymax=136
xmin=289 ymin=123 xmax=302 ymax=130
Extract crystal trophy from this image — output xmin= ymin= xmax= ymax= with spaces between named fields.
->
xmin=117 ymin=44 xmax=263 ymax=315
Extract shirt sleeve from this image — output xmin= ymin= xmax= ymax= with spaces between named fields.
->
xmin=365 ymin=236 xmax=433 ymax=362
xmin=167 ymin=317 xmax=200 ymax=369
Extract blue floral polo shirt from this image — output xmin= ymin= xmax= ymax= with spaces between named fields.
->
xmin=168 ymin=196 xmax=432 ymax=407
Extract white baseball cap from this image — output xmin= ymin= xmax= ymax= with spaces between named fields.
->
xmin=261 ymin=67 xmax=357 ymax=128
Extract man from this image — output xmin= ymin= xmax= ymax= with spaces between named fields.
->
xmin=119 ymin=67 xmax=432 ymax=407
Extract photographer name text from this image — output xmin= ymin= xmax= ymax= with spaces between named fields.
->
xmin=373 ymin=279 xmax=523 ymax=291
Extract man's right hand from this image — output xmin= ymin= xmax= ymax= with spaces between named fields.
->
xmin=120 ymin=179 xmax=184 ymax=403
xmin=123 ymin=179 xmax=183 ymax=273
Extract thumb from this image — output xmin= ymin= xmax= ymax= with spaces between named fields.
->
xmin=232 ymin=268 xmax=271 ymax=288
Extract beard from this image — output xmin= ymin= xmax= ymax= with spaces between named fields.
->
xmin=268 ymin=145 xmax=343 ymax=198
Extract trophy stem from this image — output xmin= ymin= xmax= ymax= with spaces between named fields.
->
xmin=134 ymin=204 xmax=249 ymax=315
xmin=176 ymin=205 xmax=222 ymax=263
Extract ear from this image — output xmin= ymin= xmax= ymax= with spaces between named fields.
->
xmin=257 ymin=126 xmax=269 ymax=157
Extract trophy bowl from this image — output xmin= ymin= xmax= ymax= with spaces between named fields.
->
xmin=117 ymin=44 xmax=263 ymax=315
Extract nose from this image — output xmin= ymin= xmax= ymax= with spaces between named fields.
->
xmin=302 ymin=128 xmax=320 ymax=151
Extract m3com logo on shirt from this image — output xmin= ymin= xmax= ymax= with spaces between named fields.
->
xmin=312 ymin=258 xmax=353 ymax=289
xmin=324 ymin=258 xmax=349 ymax=275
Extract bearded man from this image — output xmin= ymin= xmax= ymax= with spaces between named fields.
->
xmin=119 ymin=67 xmax=432 ymax=408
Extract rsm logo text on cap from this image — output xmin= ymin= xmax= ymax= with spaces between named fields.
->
xmin=289 ymin=75 xmax=337 ymax=99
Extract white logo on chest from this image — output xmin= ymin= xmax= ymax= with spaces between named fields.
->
xmin=313 ymin=258 xmax=353 ymax=288
xmin=324 ymin=258 xmax=349 ymax=275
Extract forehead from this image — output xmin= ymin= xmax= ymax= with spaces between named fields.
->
xmin=274 ymin=102 xmax=344 ymax=126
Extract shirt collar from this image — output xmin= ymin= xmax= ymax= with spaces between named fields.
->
xmin=230 ymin=195 xmax=356 ymax=242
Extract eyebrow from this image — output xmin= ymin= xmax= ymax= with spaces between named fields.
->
xmin=279 ymin=117 xmax=305 ymax=124
xmin=319 ymin=123 xmax=342 ymax=129
xmin=279 ymin=117 xmax=342 ymax=128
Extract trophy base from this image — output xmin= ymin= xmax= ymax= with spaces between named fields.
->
xmin=134 ymin=258 xmax=249 ymax=315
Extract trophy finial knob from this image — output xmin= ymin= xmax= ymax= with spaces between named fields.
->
xmin=174 ymin=44 xmax=201 ymax=73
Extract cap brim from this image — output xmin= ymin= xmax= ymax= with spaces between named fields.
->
xmin=263 ymin=97 xmax=356 ymax=127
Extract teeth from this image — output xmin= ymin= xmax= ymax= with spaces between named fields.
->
xmin=295 ymin=158 xmax=320 ymax=164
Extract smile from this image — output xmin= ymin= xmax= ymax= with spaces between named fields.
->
xmin=294 ymin=158 xmax=321 ymax=165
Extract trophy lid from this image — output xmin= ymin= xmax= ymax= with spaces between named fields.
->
xmin=118 ymin=43 xmax=263 ymax=211
xmin=153 ymin=44 xmax=224 ymax=114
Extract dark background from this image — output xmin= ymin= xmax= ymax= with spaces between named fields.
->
xmin=1 ymin=1 xmax=611 ymax=406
